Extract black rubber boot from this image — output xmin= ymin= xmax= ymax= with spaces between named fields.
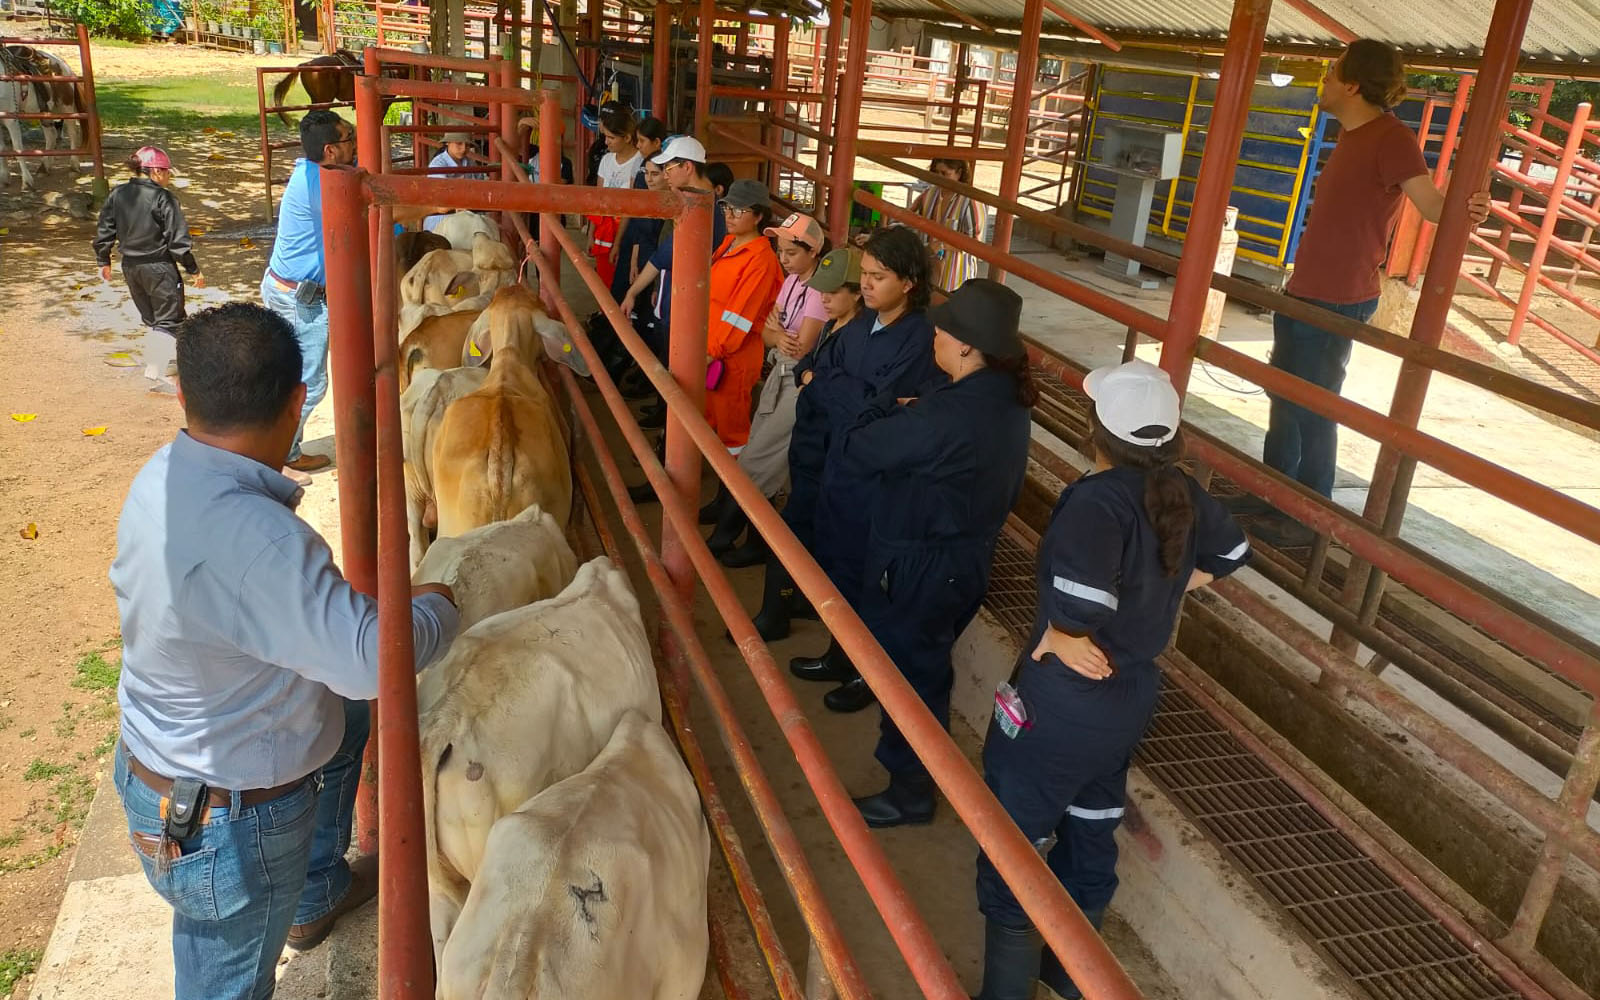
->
xmin=639 ymin=401 xmax=667 ymax=429
xmin=853 ymin=770 xmax=936 ymax=828
xmin=719 ymin=525 xmax=768 ymax=568
xmin=699 ymin=483 xmax=731 ymax=525
xmin=751 ymin=556 xmax=795 ymax=641
xmin=706 ymin=498 xmax=748 ymax=556
xmin=974 ymin=919 xmax=1043 ymax=1000
xmin=823 ymin=676 xmax=876 ymax=713
xmin=789 ymin=637 xmax=853 ymax=683
xmin=1038 ymin=907 xmax=1105 ymax=999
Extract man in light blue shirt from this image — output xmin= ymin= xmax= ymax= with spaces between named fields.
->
xmin=261 ymin=110 xmax=355 ymax=486
xmin=110 ymin=302 xmax=459 ymax=1000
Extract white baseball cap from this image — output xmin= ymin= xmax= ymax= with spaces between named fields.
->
xmin=652 ymin=135 xmax=706 ymax=165
xmin=1083 ymin=359 xmax=1181 ymax=447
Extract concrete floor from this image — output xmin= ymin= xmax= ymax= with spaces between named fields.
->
xmin=999 ymin=238 xmax=1600 ymax=646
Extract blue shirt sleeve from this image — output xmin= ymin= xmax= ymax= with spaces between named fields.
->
xmin=1193 ymin=486 xmax=1251 ymax=578
xmin=267 ymin=160 xmax=327 ymax=285
xmin=229 ymin=527 xmax=459 ymax=700
xmin=1041 ymin=489 xmax=1126 ymax=636
xmin=650 ymin=231 xmax=673 ymax=271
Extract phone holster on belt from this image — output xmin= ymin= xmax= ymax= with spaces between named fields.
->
xmin=163 ymin=777 xmax=209 ymax=841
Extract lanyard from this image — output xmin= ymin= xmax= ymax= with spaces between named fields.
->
xmin=778 ymin=276 xmax=811 ymax=329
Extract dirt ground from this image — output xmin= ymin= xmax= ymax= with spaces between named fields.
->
xmin=0 ymin=32 xmax=311 ymax=993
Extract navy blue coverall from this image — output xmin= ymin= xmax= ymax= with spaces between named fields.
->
xmin=976 ymin=466 xmax=1249 ymax=930
xmin=832 ymin=367 xmax=1032 ymax=779
xmin=781 ymin=309 xmax=877 ymax=551
xmin=802 ymin=310 xmax=941 ymax=607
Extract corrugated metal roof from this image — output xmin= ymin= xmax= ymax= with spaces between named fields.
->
xmin=867 ymin=0 xmax=1600 ymax=66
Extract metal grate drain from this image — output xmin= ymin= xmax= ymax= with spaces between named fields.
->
xmin=981 ymin=530 xmax=1521 ymax=1000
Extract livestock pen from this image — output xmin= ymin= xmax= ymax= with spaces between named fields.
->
xmin=322 ymin=44 xmax=1141 ymax=1000
xmin=314 ymin=0 xmax=1600 ymax=994
xmin=0 ymin=24 xmax=106 ymax=197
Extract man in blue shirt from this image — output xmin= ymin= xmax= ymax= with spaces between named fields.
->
xmin=261 ymin=110 xmax=355 ymax=486
xmin=110 ymin=303 xmax=460 ymax=999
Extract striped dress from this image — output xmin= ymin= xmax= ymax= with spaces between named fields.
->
xmin=916 ymin=187 xmax=985 ymax=293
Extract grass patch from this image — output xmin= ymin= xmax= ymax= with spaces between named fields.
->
xmin=0 ymin=842 xmax=67 ymax=875
xmin=91 ymin=725 xmax=119 ymax=759
xmin=17 ymin=728 xmax=34 ymax=741
xmin=53 ymin=703 xmax=77 ymax=742
xmin=50 ymin=774 xmax=96 ymax=831
xmin=0 ymin=948 xmax=42 ymax=996
xmin=22 ymin=759 xmax=70 ymax=783
xmin=96 ymin=72 xmax=351 ymax=136
xmin=71 ymin=651 xmax=120 ymax=692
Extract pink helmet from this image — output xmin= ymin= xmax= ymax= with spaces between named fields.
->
xmin=135 ymin=146 xmax=172 ymax=171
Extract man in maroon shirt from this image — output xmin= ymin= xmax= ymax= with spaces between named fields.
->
xmin=1239 ymin=40 xmax=1489 ymax=545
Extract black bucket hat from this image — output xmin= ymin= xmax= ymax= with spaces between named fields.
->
xmin=926 ymin=279 xmax=1025 ymax=359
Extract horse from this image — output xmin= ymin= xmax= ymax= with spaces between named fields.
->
xmin=7 ymin=46 xmax=85 ymax=160
xmin=0 ymin=46 xmax=45 ymax=190
xmin=272 ymin=49 xmax=363 ymax=127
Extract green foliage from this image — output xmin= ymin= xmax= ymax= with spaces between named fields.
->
xmin=53 ymin=0 xmax=156 ymax=41
xmin=71 ymin=651 xmax=119 ymax=692
xmin=22 ymin=759 xmax=69 ymax=782
xmin=0 ymin=949 xmax=43 ymax=996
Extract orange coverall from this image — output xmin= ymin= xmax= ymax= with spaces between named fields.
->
xmin=705 ymin=234 xmax=783 ymax=452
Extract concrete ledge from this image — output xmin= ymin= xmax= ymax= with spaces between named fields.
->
xmin=953 ymin=608 xmax=1360 ymax=1000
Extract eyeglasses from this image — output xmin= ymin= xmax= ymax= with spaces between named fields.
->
xmin=722 ymin=205 xmax=750 ymax=217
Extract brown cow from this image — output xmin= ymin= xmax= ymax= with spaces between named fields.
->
xmin=430 ymin=286 xmax=573 ymax=542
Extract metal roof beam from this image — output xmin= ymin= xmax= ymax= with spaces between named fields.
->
xmin=1039 ymin=0 xmax=1121 ymax=52
xmin=923 ymin=0 xmax=996 ymax=35
xmin=1280 ymin=0 xmax=1358 ymax=42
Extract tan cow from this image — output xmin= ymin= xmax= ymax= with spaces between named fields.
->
xmin=420 ymin=557 xmax=661 ymax=960
xmin=437 ymin=710 xmax=709 ymax=1000
xmin=399 ymin=232 xmax=516 ymax=308
xmin=399 ymin=308 xmax=484 ymax=394
xmin=431 ymin=285 xmax=573 ymax=542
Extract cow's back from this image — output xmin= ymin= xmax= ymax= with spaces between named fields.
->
xmin=431 ymin=354 xmax=572 ymax=538
xmin=437 ymin=711 xmax=709 ymax=1000
xmin=413 ymin=503 xmax=578 ymax=633
xmin=421 ymin=558 xmax=658 ymax=950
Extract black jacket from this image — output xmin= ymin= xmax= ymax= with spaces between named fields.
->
xmin=93 ymin=177 xmax=199 ymax=273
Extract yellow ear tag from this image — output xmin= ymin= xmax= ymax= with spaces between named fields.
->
xmin=468 ymin=338 xmax=482 ymax=358
xmin=562 ymin=343 xmax=572 ymax=353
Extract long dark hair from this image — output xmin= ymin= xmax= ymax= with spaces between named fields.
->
xmin=863 ymin=226 xmax=932 ymax=311
xmin=983 ymin=352 xmax=1038 ymax=407
xmin=1089 ymin=408 xmax=1193 ymax=577
xmin=929 ymin=157 xmax=970 ymax=183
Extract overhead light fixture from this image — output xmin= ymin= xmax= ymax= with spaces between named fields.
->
xmin=1269 ymin=72 xmax=1293 ymax=87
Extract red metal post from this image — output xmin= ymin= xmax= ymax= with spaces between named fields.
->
xmin=988 ymin=0 xmax=1045 ymax=283
xmin=1158 ymin=0 xmax=1273 ymax=396
xmin=767 ymin=17 xmax=790 ymax=194
xmin=662 ymin=187 xmax=714 ymax=597
xmin=327 ymin=165 xmax=433 ymax=998
xmin=352 ymin=70 xmax=386 ymax=857
xmin=76 ymin=24 xmax=107 ymax=200
xmin=825 ymin=0 xmax=870 ymax=241
xmin=695 ymin=0 xmax=714 ymax=139
xmin=1280 ymin=0 xmax=1357 ymax=42
xmin=1039 ymin=0 xmax=1120 ymax=52
xmin=1346 ymin=0 xmax=1535 ymax=576
xmin=500 ymin=56 xmax=519 ymax=190
xmin=814 ymin=0 xmax=845 ymax=218
xmin=1508 ymin=102 xmax=1591 ymax=346
xmin=1408 ymin=75 xmax=1473 ymax=285
xmin=653 ymin=2 xmax=671 ymax=124
xmin=539 ymin=88 xmax=563 ymax=306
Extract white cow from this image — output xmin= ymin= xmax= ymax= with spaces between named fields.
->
xmin=420 ymin=557 xmax=661 ymax=960
xmin=437 ymin=710 xmax=709 ymax=1000
xmin=399 ymin=232 xmax=517 ymax=308
xmin=431 ymin=210 xmax=500 ymax=251
xmin=412 ymin=503 xmax=578 ymax=634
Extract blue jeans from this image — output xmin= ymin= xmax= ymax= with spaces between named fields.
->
xmin=259 ymin=274 xmax=330 ymax=463
xmin=1263 ymin=295 xmax=1378 ymax=498
xmin=115 ymin=699 xmax=369 ymax=1000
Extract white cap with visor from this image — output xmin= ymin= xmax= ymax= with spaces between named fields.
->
xmin=1083 ymin=360 xmax=1182 ymax=447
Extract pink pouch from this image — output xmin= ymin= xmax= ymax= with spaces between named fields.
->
xmin=706 ymin=359 xmax=725 ymax=390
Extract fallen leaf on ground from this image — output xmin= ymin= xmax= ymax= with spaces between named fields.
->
xmin=189 ymin=228 xmax=205 ymax=237
xmin=238 ymin=237 xmax=256 ymax=249
xmin=105 ymin=352 xmax=138 ymax=368
xmin=11 ymin=413 xmax=37 ymax=422
xmin=19 ymin=523 xmax=38 ymax=540
xmin=203 ymin=126 xmax=217 ymax=134
xmin=208 ymin=153 xmax=226 ymax=162
xmin=0 ymin=227 xmax=8 ymax=235
xmin=82 ymin=426 xmax=108 ymax=436
xmin=218 ymin=131 xmax=236 ymax=139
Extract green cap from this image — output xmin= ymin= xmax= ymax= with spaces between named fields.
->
xmin=808 ymin=248 xmax=862 ymax=293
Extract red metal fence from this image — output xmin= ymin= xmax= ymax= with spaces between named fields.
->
xmin=0 ymin=24 xmax=106 ymax=198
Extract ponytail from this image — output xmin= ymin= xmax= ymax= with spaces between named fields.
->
xmin=982 ymin=352 xmax=1039 ymax=407
xmin=1089 ymin=410 xmax=1193 ymax=577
